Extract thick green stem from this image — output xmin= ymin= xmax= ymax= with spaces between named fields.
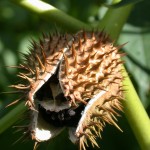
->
xmin=4 ymin=1 xmax=150 ymax=150
xmin=11 ymin=0 xmax=91 ymax=32
xmin=123 ymin=67 xmax=150 ymax=150
xmin=98 ymin=4 xmax=133 ymax=39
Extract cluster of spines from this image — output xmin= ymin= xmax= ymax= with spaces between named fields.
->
xmin=58 ymin=31 xmax=124 ymax=149
xmin=78 ymin=93 xmax=123 ymax=150
xmin=59 ymin=31 xmax=124 ymax=106
xmin=10 ymin=33 xmax=71 ymax=108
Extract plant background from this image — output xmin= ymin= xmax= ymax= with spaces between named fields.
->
xmin=0 ymin=0 xmax=150 ymax=150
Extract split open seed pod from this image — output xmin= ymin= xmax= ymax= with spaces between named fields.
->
xmin=11 ymin=30 xmax=125 ymax=150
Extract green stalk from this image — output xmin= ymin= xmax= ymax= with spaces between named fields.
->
xmin=4 ymin=0 xmax=150 ymax=149
xmin=98 ymin=4 xmax=133 ymax=39
xmin=11 ymin=0 xmax=91 ymax=32
xmin=123 ymin=67 xmax=150 ymax=150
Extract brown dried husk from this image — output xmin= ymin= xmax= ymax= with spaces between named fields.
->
xmin=11 ymin=31 xmax=124 ymax=150
xmin=59 ymin=31 xmax=124 ymax=149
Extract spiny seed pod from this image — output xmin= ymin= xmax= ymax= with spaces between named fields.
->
xmin=11 ymin=30 xmax=125 ymax=150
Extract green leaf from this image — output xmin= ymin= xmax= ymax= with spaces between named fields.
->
xmin=0 ymin=102 xmax=26 ymax=134
xmin=119 ymin=24 xmax=150 ymax=107
xmin=105 ymin=0 xmax=143 ymax=8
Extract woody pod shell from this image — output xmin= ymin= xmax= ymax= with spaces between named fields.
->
xmin=11 ymin=30 xmax=124 ymax=150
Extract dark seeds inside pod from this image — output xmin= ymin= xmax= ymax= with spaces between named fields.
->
xmin=39 ymin=104 xmax=85 ymax=127
xmin=35 ymin=72 xmax=85 ymax=127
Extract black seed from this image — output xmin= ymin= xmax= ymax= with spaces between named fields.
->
xmin=38 ymin=104 xmax=85 ymax=127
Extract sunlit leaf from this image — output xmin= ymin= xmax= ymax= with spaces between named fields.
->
xmin=105 ymin=0 xmax=143 ymax=8
xmin=119 ymin=24 xmax=150 ymax=107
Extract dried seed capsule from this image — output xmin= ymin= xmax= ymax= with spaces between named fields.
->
xmin=10 ymin=31 xmax=124 ymax=150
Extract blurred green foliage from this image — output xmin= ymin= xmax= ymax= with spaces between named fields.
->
xmin=0 ymin=0 xmax=150 ymax=149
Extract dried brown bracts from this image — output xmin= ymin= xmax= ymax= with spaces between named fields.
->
xmin=11 ymin=31 xmax=125 ymax=150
